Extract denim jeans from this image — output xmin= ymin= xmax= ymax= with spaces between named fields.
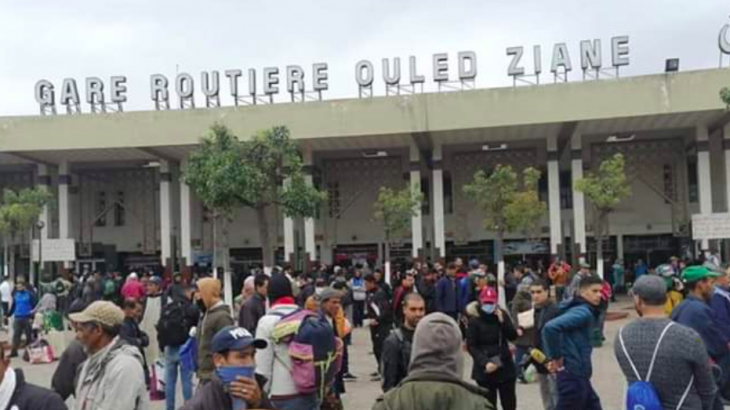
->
xmin=165 ymin=345 xmax=193 ymax=410
xmin=11 ymin=317 xmax=32 ymax=353
xmin=555 ymin=371 xmax=602 ymax=410
xmin=271 ymin=394 xmax=319 ymax=410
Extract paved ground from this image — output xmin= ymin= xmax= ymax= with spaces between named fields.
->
xmin=7 ymin=297 xmax=646 ymax=410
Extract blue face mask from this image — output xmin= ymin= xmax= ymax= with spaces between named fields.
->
xmin=216 ymin=365 xmax=255 ymax=384
xmin=481 ymin=304 xmax=496 ymax=315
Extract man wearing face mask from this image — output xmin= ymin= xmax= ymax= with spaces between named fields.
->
xmin=182 ymin=326 xmax=274 ymax=410
xmin=466 ymin=286 xmax=518 ymax=410
xmin=196 ymin=278 xmax=235 ymax=384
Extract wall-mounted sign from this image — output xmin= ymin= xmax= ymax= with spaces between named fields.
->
xmin=31 ymin=238 xmax=76 ymax=262
xmin=692 ymin=213 xmax=730 ymax=240
xmin=33 ymin=35 xmax=630 ymax=115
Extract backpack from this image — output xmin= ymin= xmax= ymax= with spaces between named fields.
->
xmin=619 ymin=322 xmax=693 ymax=410
xmin=272 ymin=309 xmax=343 ymax=399
xmin=392 ymin=328 xmax=412 ymax=375
xmin=156 ymin=300 xmax=190 ymax=348
xmin=103 ymin=279 xmax=116 ymax=298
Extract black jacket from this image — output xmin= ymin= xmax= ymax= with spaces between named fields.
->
xmin=381 ymin=326 xmax=415 ymax=392
xmin=417 ymin=278 xmax=437 ymax=313
xmin=51 ymin=340 xmax=87 ymax=400
xmin=120 ymin=317 xmax=149 ymax=348
xmin=180 ymin=373 xmax=274 ymax=410
xmin=10 ymin=369 xmax=67 ymax=410
xmin=466 ymin=308 xmax=518 ymax=384
xmin=533 ymin=300 xmax=560 ymax=374
xmin=366 ymin=287 xmax=392 ymax=331
xmin=238 ymin=293 xmax=266 ymax=336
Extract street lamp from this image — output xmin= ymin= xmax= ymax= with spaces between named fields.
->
xmin=36 ymin=220 xmax=45 ymax=285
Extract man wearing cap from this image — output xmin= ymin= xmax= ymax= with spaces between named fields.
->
xmin=182 ymin=326 xmax=274 ymax=410
xmin=140 ymin=275 xmax=163 ymax=365
xmin=616 ymin=275 xmax=717 ymax=410
xmin=196 ymin=277 xmax=235 ymax=383
xmin=71 ymin=301 xmax=148 ymax=410
xmin=672 ymin=265 xmax=730 ymax=406
xmin=563 ymin=262 xmax=591 ymax=302
xmin=318 ymin=287 xmax=348 ymax=402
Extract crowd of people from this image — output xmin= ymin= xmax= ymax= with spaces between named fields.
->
xmin=0 ymin=252 xmax=728 ymax=410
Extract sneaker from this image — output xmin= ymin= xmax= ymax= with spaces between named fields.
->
xmin=370 ymin=375 xmax=381 ymax=382
xmin=8 ymin=351 xmax=17 ymax=358
xmin=369 ymin=372 xmax=379 ymax=377
xmin=343 ymin=373 xmax=358 ymax=381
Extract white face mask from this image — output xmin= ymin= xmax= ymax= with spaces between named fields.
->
xmin=315 ymin=287 xmax=325 ymax=296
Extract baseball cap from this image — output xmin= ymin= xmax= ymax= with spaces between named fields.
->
xmin=579 ymin=261 xmax=591 ymax=269
xmin=630 ymin=275 xmax=667 ymax=305
xmin=211 ymin=326 xmax=267 ymax=353
xmin=681 ymin=265 xmax=720 ymax=284
xmin=69 ymin=301 xmax=125 ymax=328
xmin=469 ymin=259 xmax=480 ymax=270
xmin=479 ymin=287 xmax=498 ymax=304
xmin=319 ymin=287 xmax=342 ymax=302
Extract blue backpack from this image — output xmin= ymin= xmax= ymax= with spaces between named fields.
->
xmin=619 ymin=322 xmax=693 ymax=410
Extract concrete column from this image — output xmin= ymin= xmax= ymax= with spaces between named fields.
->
xmin=616 ymin=233 xmax=624 ymax=262
xmin=571 ymin=134 xmax=587 ymax=259
xmin=697 ymin=125 xmax=713 ymax=250
xmin=547 ymin=136 xmax=562 ymax=256
xmin=432 ymin=144 xmax=446 ymax=259
xmin=303 ymin=150 xmax=316 ymax=264
xmin=410 ymin=142 xmax=423 ymax=259
xmin=58 ymin=161 xmax=71 ymax=240
xmin=724 ymin=124 xmax=730 ymax=213
xmin=159 ymin=161 xmax=173 ymax=273
xmin=283 ymin=177 xmax=295 ymax=263
xmin=180 ymin=164 xmax=193 ymax=274
xmin=37 ymin=164 xmax=50 ymax=240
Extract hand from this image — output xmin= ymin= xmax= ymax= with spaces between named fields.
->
xmin=370 ymin=319 xmax=378 ymax=327
xmin=485 ymin=363 xmax=499 ymax=374
xmin=230 ymin=377 xmax=261 ymax=407
xmin=516 ymin=328 xmax=524 ymax=337
xmin=495 ymin=309 xmax=504 ymax=323
xmin=547 ymin=358 xmax=564 ymax=374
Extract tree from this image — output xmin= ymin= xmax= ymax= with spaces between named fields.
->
xmin=0 ymin=188 xmax=53 ymax=280
xmin=183 ymin=123 xmax=325 ymax=272
xmin=373 ymin=186 xmax=423 ymax=284
xmin=463 ymin=165 xmax=545 ymax=307
xmin=721 ymin=87 xmax=730 ymax=108
xmin=575 ymin=153 xmax=631 ymax=279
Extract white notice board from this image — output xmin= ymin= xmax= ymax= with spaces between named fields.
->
xmin=692 ymin=213 xmax=730 ymax=240
xmin=31 ymin=239 xmax=76 ymax=262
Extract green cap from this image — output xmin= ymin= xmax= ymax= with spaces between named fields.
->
xmin=681 ymin=265 xmax=720 ymax=283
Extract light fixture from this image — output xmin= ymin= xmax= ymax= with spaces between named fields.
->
xmin=143 ymin=160 xmax=161 ymax=168
xmin=665 ymin=58 xmax=680 ymax=73
xmin=362 ymin=150 xmax=388 ymax=158
xmin=606 ymin=134 xmax=635 ymax=143
xmin=481 ymin=143 xmax=508 ymax=151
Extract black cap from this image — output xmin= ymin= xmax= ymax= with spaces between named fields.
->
xmin=267 ymin=273 xmax=293 ymax=302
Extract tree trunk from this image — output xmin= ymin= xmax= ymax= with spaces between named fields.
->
xmin=496 ymin=230 xmax=506 ymax=309
xmin=257 ymin=206 xmax=274 ymax=271
xmin=212 ymin=214 xmax=218 ymax=279
xmin=596 ymin=213 xmax=607 ymax=280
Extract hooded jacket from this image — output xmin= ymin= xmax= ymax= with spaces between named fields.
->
xmin=180 ymin=373 xmax=275 ymax=410
xmin=8 ymin=369 xmax=67 ymax=410
xmin=73 ymin=337 xmax=148 ymax=410
xmin=373 ymin=313 xmax=494 ymax=410
xmin=465 ymin=301 xmax=518 ymax=384
xmin=196 ymin=302 xmax=234 ymax=381
xmin=672 ymin=294 xmax=730 ymax=363
xmin=542 ymin=297 xmax=600 ymax=379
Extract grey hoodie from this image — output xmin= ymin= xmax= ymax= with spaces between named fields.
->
xmin=74 ymin=337 xmax=149 ymax=410
xmin=408 ymin=312 xmax=464 ymax=380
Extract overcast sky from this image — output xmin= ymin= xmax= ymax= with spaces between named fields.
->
xmin=0 ymin=0 xmax=727 ymax=116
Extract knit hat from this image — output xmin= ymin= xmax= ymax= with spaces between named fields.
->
xmin=268 ymin=273 xmax=293 ymax=302
xmin=69 ymin=301 xmax=125 ymax=328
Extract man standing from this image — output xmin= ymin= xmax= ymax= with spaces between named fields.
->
xmin=71 ymin=301 xmax=148 ymax=410
xmin=436 ymin=263 xmax=459 ymax=321
xmin=709 ymin=264 xmax=730 ymax=343
xmin=381 ymin=293 xmax=426 ymax=392
xmin=196 ymin=278 xmax=235 ymax=383
xmin=350 ymin=269 xmax=367 ymax=327
xmin=9 ymin=277 xmax=36 ymax=357
xmin=530 ymin=280 xmax=560 ymax=410
xmin=417 ymin=268 xmax=438 ymax=314
xmin=318 ymin=288 xmax=347 ymax=402
xmin=671 ymin=265 xmax=729 ymax=405
xmin=391 ymin=271 xmax=415 ymax=325
xmin=140 ymin=276 xmax=163 ymax=365
xmin=120 ymin=298 xmax=150 ymax=386
xmin=543 ymin=275 xmax=604 ymax=410
xmin=0 ymin=276 xmax=11 ymax=327
xmin=373 ymin=313 xmax=492 ymax=410
xmin=239 ymin=274 xmax=268 ymax=336
xmin=563 ymin=262 xmax=591 ymax=301
xmin=548 ymin=258 xmax=571 ymax=301
xmin=0 ymin=342 xmax=67 ymax=410
xmin=365 ymin=273 xmax=392 ymax=382
xmin=616 ymin=275 xmax=717 ymax=410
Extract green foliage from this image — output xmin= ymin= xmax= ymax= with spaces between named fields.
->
xmin=463 ymin=165 xmax=546 ymax=236
xmin=373 ymin=186 xmax=423 ymax=244
xmin=0 ymin=188 xmax=53 ymax=238
xmin=182 ymin=123 xmax=326 ymax=218
xmin=721 ymin=87 xmax=730 ymax=109
xmin=575 ymin=153 xmax=631 ymax=215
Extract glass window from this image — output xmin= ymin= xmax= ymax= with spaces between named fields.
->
xmin=95 ymin=191 xmax=107 ymax=227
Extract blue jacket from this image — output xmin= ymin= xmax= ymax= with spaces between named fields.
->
xmin=542 ymin=298 xmax=598 ymax=379
xmin=672 ymin=294 xmax=730 ymax=363
xmin=436 ymin=276 xmax=458 ymax=314
xmin=457 ymin=276 xmax=472 ymax=313
xmin=710 ymin=286 xmax=730 ymax=342
xmin=10 ymin=290 xmax=36 ymax=319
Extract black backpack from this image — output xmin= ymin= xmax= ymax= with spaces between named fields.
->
xmin=156 ymin=299 xmax=190 ymax=348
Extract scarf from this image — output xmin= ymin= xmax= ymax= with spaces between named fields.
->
xmin=271 ymin=296 xmax=295 ymax=308
xmin=0 ymin=368 xmax=16 ymax=410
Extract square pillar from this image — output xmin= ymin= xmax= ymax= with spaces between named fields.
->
xmin=37 ymin=164 xmax=50 ymax=240
xmin=571 ymin=134 xmax=587 ymax=259
xmin=724 ymin=124 xmax=730 ymax=212
xmin=159 ymin=161 xmax=173 ymax=274
xmin=303 ymin=149 xmax=316 ymax=265
xmin=697 ymin=125 xmax=712 ymax=250
xmin=432 ymin=144 xmax=446 ymax=259
xmin=410 ymin=142 xmax=423 ymax=259
xmin=58 ymin=161 xmax=71 ymax=241
xmin=547 ymin=136 xmax=562 ymax=257
xmin=180 ymin=163 xmax=193 ymax=276
xmin=283 ymin=176 xmax=295 ymax=264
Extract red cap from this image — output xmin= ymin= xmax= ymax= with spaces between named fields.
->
xmin=479 ymin=287 xmax=498 ymax=304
